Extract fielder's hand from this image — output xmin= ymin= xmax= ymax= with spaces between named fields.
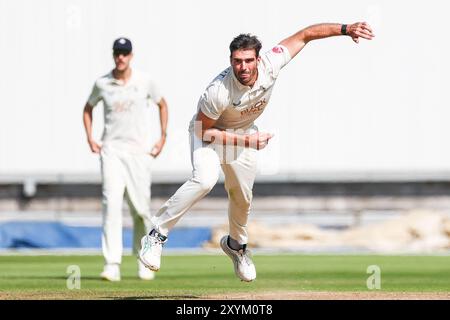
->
xmin=347 ymin=22 xmax=374 ymax=43
xmin=247 ymin=132 xmax=274 ymax=150
xmin=88 ymin=139 xmax=101 ymax=154
xmin=150 ymin=137 xmax=166 ymax=158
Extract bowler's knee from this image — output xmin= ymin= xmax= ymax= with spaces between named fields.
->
xmin=195 ymin=174 xmax=219 ymax=194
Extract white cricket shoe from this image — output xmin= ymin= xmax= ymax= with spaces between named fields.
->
xmin=138 ymin=259 xmax=155 ymax=280
xmin=220 ymin=236 xmax=256 ymax=282
xmin=100 ymin=263 xmax=121 ymax=282
xmin=139 ymin=230 xmax=167 ymax=272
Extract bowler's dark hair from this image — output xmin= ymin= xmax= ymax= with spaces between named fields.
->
xmin=229 ymin=34 xmax=262 ymax=57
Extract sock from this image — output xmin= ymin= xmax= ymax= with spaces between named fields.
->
xmin=227 ymin=236 xmax=245 ymax=251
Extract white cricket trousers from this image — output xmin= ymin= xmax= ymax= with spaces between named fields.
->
xmin=100 ymin=146 xmax=153 ymax=265
xmin=152 ymin=129 xmax=258 ymax=245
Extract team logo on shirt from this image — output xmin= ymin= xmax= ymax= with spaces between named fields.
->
xmin=272 ymin=46 xmax=284 ymax=54
xmin=113 ymin=100 xmax=133 ymax=113
xmin=240 ymin=99 xmax=267 ymax=116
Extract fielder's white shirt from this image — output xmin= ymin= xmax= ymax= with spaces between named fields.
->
xmin=191 ymin=44 xmax=292 ymax=131
xmin=87 ymin=69 xmax=162 ymax=154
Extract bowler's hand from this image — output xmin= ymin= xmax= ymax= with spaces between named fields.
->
xmin=347 ymin=22 xmax=374 ymax=43
xmin=150 ymin=137 xmax=166 ymax=158
xmin=247 ymin=132 xmax=274 ymax=150
xmin=88 ymin=139 xmax=101 ymax=154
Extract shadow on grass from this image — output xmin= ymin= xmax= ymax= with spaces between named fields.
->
xmin=0 ymin=275 xmax=154 ymax=281
xmin=109 ymin=295 xmax=201 ymax=300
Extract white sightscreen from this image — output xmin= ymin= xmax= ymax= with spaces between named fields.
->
xmin=0 ymin=0 xmax=449 ymax=182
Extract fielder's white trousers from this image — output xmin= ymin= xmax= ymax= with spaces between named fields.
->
xmin=152 ymin=129 xmax=258 ymax=245
xmin=100 ymin=146 xmax=153 ymax=265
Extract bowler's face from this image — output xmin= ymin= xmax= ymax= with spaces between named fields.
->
xmin=113 ymin=50 xmax=133 ymax=71
xmin=230 ymin=49 xmax=260 ymax=87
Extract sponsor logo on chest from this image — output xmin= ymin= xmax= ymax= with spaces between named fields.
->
xmin=240 ymin=98 xmax=267 ymax=117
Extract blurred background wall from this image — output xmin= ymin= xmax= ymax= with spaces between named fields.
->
xmin=1 ymin=0 xmax=449 ymax=182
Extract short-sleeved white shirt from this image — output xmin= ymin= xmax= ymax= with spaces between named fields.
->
xmin=87 ymin=69 xmax=162 ymax=154
xmin=191 ymin=44 xmax=292 ymax=131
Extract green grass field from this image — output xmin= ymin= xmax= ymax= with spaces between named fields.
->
xmin=0 ymin=254 xmax=449 ymax=299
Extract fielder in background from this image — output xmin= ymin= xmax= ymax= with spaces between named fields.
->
xmin=140 ymin=22 xmax=374 ymax=281
xmin=83 ymin=37 xmax=168 ymax=281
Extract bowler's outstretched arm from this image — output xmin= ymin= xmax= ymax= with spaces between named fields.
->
xmin=280 ymin=22 xmax=374 ymax=59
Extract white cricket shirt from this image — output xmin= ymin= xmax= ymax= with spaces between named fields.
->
xmin=191 ymin=44 xmax=292 ymax=131
xmin=87 ymin=69 xmax=162 ymax=154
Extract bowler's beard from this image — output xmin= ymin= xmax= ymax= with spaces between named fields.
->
xmin=236 ymin=69 xmax=257 ymax=86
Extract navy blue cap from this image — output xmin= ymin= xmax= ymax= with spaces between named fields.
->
xmin=113 ymin=38 xmax=132 ymax=52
